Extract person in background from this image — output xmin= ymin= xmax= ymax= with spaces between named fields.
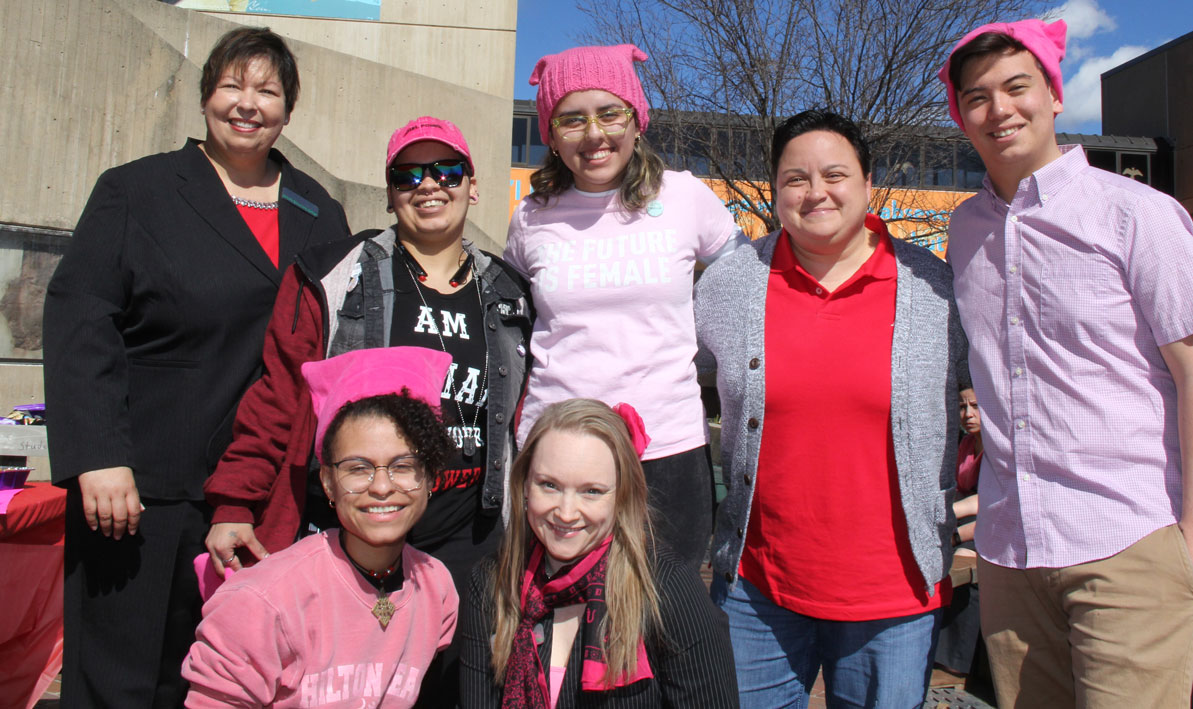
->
xmin=504 ymin=45 xmax=745 ymax=566
xmin=459 ymin=398 xmax=738 ymax=708
xmin=202 ymin=115 xmax=530 ymax=707
xmin=184 ymin=347 xmax=458 ymax=708
xmin=696 ymin=109 xmax=967 ymax=708
xmin=953 ymin=387 xmax=982 ymax=548
xmin=934 ymin=386 xmax=985 ymax=678
xmin=940 ymin=18 xmax=1193 ymax=707
xmin=43 ymin=26 xmax=351 ymax=707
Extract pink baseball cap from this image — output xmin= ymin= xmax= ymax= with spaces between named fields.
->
xmin=938 ymin=18 xmax=1067 ymax=129
xmin=302 ymin=347 xmax=452 ymax=462
xmin=529 ymin=44 xmax=651 ymax=143
xmin=385 ymin=116 xmax=474 ymax=177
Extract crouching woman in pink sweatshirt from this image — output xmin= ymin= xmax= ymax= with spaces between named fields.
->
xmin=183 ymin=347 xmax=459 ymax=708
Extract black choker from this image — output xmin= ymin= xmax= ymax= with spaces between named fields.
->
xmin=396 ymin=241 xmax=473 ymax=287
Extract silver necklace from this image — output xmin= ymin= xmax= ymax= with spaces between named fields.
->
xmin=401 ymin=259 xmax=489 ymax=457
xmin=230 ymin=195 xmax=279 ymax=210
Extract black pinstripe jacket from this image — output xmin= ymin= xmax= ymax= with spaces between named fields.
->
xmin=459 ymin=550 xmax=739 ymax=708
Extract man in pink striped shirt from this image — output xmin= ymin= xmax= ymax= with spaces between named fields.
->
xmin=940 ymin=18 xmax=1193 ymax=708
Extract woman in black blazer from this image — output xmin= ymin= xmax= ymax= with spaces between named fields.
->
xmin=42 ymin=27 xmax=351 ymax=707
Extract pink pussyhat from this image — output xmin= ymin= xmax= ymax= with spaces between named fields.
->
xmin=302 ymin=347 xmax=452 ymax=462
xmin=385 ymin=116 xmax=474 ymax=177
xmin=529 ymin=44 xmax=651 ymax=143
xmin=938 ymin=18 xmax=1067 ymax=129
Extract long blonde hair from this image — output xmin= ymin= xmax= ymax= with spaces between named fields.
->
xmin=490 ymin=399 xmax=662 ymax=686
xmin=529 ymin=134 xmax=666 ymax=212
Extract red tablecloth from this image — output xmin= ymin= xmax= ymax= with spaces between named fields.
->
xmin=0 ymin=482 xmax=66 ymax=709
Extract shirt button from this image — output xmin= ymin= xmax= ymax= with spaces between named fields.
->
xmin=1010 ymin=215 xmax=1019 ymax=223
xmin=1010 ymin=316 xmax=1020 ymax=325
xmin=815 ymin=287 xmax=823 ymax=295
xmin=1014 ymin=367 xmax=1023 ymax=376
xmin=736 ymin=528 xmax=744 ymax=538
xmin=1041 ymin=194 xmax=1049 ymax=201
xmin=488 ymin=320 xmax=497 ymax=330
xmin=1022 ymin=473 xmax=1031 ymax=481
xmin=743 ymin=474 xmax=752 ymax=485
xmin=1009 ymin=265 xmax=1018 ymax=274
xmin=493 ymin=460 xmax=502 ymax=470
xmin=749 ymin=358 xmax=760 ymax=370
xmin=1016 ymin=420 xmax=1026 ymax=429
xmin=498 ymin=366 xmax=509 ymax=376
xmin=747 ymin=417 xmax=759 ymax=429
xmin=724 ymin=572 xmax=733 ymax=583
xmin=495 ymin=413 xmax=505 ymax=423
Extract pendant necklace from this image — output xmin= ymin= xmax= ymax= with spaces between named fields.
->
xmin=345 ymin=548 xmax=402 ymax=630
xmin=372 ymin=596 xmax=397 ymax=630
xmin=400 ymin=250 xmax=488 ymax=457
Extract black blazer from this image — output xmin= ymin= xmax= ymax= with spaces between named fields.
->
xmin=44 ymin=139 xmax=352 ymax=500
xmin=460 ymin=551 xmax=740 ymax=708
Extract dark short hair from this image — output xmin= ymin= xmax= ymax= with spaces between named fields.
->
xmin=200 ymin=27 xmax=300 ymax=115
xmin=771 ymin=109 xmax=871 ymax=184
xmin=320 ymin=391 xmax=455 ymax=483
xmin=947 ymin=31 xmax=1053 ymax=95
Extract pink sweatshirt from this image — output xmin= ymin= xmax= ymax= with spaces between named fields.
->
xmin=183 ymin=531 xmax=457 ymax=708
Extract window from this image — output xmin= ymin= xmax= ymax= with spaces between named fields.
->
xmin=957 ymin=145 xmax=985 ymax=189
xmin=511 ymin=116 xmax=529 ymax=165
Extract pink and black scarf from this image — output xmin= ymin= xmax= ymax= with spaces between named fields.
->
xmin=501 ymin=537 xmax=652 ymax=708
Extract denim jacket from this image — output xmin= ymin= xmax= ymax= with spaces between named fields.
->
xmin=311 ymin=227 xmax=532 ymax=517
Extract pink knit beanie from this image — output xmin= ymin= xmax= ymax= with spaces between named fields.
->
xmin=303 ymin=347 xmax=451 ymax=462
xmin=938 ymin=19 xmax=1067 ymax=129
xmin=529 ymin=44 xmax=651 ymax=142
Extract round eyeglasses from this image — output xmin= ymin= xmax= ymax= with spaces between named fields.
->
xmin=550 ymin=108 xmax=635 ymax=142
xmin=332 ymin=455 xmax=426 ymax=494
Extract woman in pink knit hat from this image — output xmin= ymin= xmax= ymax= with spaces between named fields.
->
xmin=184 ymin=347 xmax=460 ymax=708
xmin=505 ymin=45 xmax=744 ymax=567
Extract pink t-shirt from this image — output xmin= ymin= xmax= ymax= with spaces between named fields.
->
xmin=505 ymin=171 xmax=737 ymax=458
xmin=183 ymin=531 xmax=457 ymax=708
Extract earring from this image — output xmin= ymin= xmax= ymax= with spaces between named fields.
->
xmin=200 ymin=108 xmax=205 ymax=115
xmin=551 ymin=149 xmax=559 ymax=157
xmin=328 ymin=498 xmax=335 ymax=509
xmin=634 ymin=135 xmax=641 ymax=146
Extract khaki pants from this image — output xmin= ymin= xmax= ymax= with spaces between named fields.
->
xmin=979 ymin=524 xmax=1193 ymax=708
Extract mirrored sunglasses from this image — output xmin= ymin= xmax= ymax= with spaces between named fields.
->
xmin=387 ymin=159 xmax=471 ymax=191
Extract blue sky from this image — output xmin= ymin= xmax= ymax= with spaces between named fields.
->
xmin=514 ymin=0 xmax=1193 ymax=134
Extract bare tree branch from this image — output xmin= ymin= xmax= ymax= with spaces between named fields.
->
xmin=577 ymin=0 xmax=1042 ymax=235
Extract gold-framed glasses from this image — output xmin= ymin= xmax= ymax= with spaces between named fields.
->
xmin=550 ymin=108 xmax=635 ymax=141
xmin=333 ymin=455 xmax=425 ymax=494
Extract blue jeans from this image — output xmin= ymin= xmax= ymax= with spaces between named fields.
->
xmin=711 ymin=575 xmax=941 ymax=709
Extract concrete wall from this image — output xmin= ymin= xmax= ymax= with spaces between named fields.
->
xmin=0 ymin=0 xmax=516 ymax=245
xmin=0 ymin=0 xmax=517 ymax=479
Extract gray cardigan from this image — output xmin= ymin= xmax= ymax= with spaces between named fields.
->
xmin=695 ymin=229 xmax=968 ymax=594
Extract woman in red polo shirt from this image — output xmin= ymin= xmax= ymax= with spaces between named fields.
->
xmin=695 ymin=109 xmax=967 ymax=708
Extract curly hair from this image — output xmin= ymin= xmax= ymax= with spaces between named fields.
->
xmin=320 ymin=390 xmax=454 ymax=482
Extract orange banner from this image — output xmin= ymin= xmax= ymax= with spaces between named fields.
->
xmin=508 ymin=169 xmax=973 ymax=259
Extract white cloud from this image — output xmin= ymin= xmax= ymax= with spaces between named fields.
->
xmin=1055 ymin=44 xmax=1150 ymax=132
xmin=1042 ymin=0 xmax=1116 ymax=40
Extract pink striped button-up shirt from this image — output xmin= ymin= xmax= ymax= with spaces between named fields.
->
xmin=948 ymin=145 xmax=1193 ymax=569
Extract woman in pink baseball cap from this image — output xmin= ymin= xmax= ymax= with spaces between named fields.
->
xmin=505 ymin=45 xmax=745 ymax=567
xmin=185 ymin=347 xmax=460 ymax=708
xmin=202 ymin=115 xmax=532 ymax=706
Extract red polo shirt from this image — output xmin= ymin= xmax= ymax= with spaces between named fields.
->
xmin=739 ymin=214 xmax=946 ymax=621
